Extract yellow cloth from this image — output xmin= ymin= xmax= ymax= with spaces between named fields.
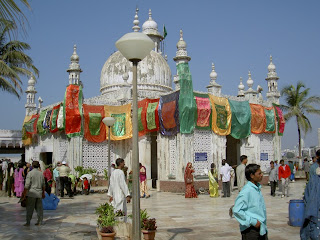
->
xmin=22 ymin=116 xmax=32 ymax=146
xmin=104 ymin=104 xmax=132 ymax=141
xmin=209 ymin=95 xmax=232 ymax=135
xmin=208 ymin=169 xmax=219 ymax=197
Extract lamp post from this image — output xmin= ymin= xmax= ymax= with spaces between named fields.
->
xmin=102 ymin=117 xmax=116 ymax=186
xmin=115 ymin=32 xmax=154 ymax=239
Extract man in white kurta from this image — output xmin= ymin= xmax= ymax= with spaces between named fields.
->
xmin=107 ymin=158 xmax=131 ymax=215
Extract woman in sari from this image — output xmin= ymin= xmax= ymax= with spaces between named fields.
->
xmin=208 ymin=163 xmax=219 ymax=197
xmin=184 ymin=162 xmax=198 ymax=198
xmin=14 ymin=163 xmax=25 ymax=197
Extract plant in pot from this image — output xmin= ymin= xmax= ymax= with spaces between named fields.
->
xmin=141 ymin=209 xmax=157 ymax=240
xmin=115 ymin=209 xmax=125 ymax=222
xmin=95 ymin=202 xmax=117 ymax=240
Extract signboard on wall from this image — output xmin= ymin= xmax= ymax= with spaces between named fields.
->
xmin=260 ymin=153 xmax=268 ymax=161
xmin=195 ymin=152 xmax=207 ymax=161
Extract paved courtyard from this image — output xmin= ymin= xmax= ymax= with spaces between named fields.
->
xmin=0 ymin=180 xmax=304 ymax=240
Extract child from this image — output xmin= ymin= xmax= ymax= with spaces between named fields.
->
xmin=233 ymin=164 xmax=268 ymax=239
xmin=83 ymin=177 xmax=90 ymax=195
xmin=267 ymin=161 xmax=277 ymax=197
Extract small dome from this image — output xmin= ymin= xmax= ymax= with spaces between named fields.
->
xmin=71 ymin=45 xmax=79 ymax=62
xmin=209 ymin=63 xmax=217 ymax=80
xmin=28 ymin=76 xmax=36 ymax=86
xmin=238 ymin=77 xmax=245 ymax=90
xmin=142 ymin=9 xmax=159 ymax=35
xmin=268 ymin=55 xmax=276 ymax=71
xmin=176 ymin=29 xmax=187 ymax=49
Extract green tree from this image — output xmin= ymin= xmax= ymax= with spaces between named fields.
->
xmin=0 ymin=0 xmax=31 ymax=36
xmin=281 ymin=81 xmax=320 ymax=157
xmin=0 ymin=19 xmax=38 ymax=98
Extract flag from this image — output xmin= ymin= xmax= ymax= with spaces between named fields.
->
xmin=250 ymin=104 xmax=266 ymax=134
xmin=104 ymin=104 xmax=132 ymax=141
xmin=37 ymin=110 xmax=48 ymax=135
xmin=50 ymin=104 xmax=61 ymax=133
xmin=194 ymin=93 xmax=211 ymax=130
xmin=209 ymin=95 xmax=232 ymax=136
xmin=229 ymin=99 xmax=251 ymax=139
xmin=158 ymin=91 xmax=180 ymax=136
xmin=163 ymin=25 xmax=167 ymax=39
xmin=138 ymin=98 xmax=160 ymax=136
xmin=83 ymin=104 xmax=106 ymax=143
xmin=177 ymin=62 xmax=196 ymax=134
xmin=24 ymin=114 xmax=39 ymax=135
xmin=64 ymin=84 xmax=83 ymax=138
xmin=264 ymin=107 xmax=276 ymax=133
xmin=273 ymin=104 xmax=285 ymax=136
xmin=22 ymin=116 xmax=33 ymax=146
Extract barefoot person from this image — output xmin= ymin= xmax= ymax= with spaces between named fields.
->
xmin=233 ymin=164 xmax=268 ymax=239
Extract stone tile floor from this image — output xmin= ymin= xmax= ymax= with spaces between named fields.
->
xmin=0 ymin=180 xmax=304 ymax=240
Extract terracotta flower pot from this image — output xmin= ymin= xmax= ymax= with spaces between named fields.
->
xmin=96 ymin=228 xmax=116 ymax=240
xmin=141 ymin=230 xmax=156 ymax=240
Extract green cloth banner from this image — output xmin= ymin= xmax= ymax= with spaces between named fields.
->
xmin=37 ymin=110 xmax=48 ymax=135
xmin=111 ymin=113 xmax=126 ymax=137
xmin=146 ymin=102 xmax=158 ymax=130
xmin=229 ymin=99 xmax=251 ymax=139
xmin=264 ymin=108 xmax=276 ymax=133
xmin=177 ymin=62 xmax=196 ymax=134
xmin=88 ymin=112 xmax=102 ymax=136
xmin=138 ymin=107 xmax=144 ymax=132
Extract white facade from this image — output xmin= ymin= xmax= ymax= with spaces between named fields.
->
xmin=24 ymin=9 xmax=282 ymax=191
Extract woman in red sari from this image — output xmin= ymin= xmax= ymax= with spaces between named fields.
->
xmin=184 ymin=162 xmax=198 ymax=198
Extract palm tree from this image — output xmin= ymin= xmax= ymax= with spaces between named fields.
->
xmin=0 ymin=0 xmax=31 ymax=36
xmin=281 ymin=81 xmax=320 ymax=157
xmin=0 ymin=19 xmax=38 ymax=98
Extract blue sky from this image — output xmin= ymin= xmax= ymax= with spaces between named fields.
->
xmin=0 ymin=0 xmax=319 ymax=149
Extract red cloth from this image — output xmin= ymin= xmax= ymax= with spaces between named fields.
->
xmin=278 ymin=165 xmax=291 ymax=179
xmin=83 ymin=179 xmax=89 ymax=190
xmin=43 ymin=169 xmax=52 ymax=182
xmin=139 ymin=166 xmax=147 ymax=182
xmin=184 ymin=162 xmax=198 ymax=198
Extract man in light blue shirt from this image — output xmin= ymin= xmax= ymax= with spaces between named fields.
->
xmin=53 ymin=162 xmax=61 ymax=196
xmin=233 ymin=164 xmax=268 ymax=239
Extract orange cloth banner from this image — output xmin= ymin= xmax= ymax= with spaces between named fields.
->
xmin=83 ymin=104 xmax=106 ymax=143
xmin=22 ymin=116 xmax=33 ymax=146
xmin=104 ymin=104 xmax=132 ymax=141
xmin=250 ymin=104 xmax=266 ymax=134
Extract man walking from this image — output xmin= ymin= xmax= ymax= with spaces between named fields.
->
xmin=57 ymin=161 xmax=72 ymax=198
xmin=267 ymin=161 xmax=277 ymax=197
xmin=22 ymin=161 xmax=45 ymax=226
xmin=53 ymin=162 xmax=61 ymax=196
xmin=303 ymin=158 xmax=310 ymax=181
xmin=220 ymin=159 xmax=232 ymax=197
xmin=108 ymin=158 xmax=131 ymax=215
xmin=236 ymin=155 xmax=248 ymax=192
xmin=278 ymin=159 xmax=291 ymax=198
xmin=233 ymin=164 xmax=268 ymax=239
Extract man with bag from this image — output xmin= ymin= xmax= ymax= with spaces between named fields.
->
xmin=21 ymin=161 xmax=46 ymax=226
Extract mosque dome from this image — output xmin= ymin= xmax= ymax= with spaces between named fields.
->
xmin=100 ymin=49 xmax=172 ymax=96
xmin=267 ymin=55 xmax=276 ymax=71
xmin=142 ymin=9 xmax=161 ymax=36
xmin=28 ymin=76 xmax=36 ymax=86
xmin=177 ymin=39 xmax=187 ymax=49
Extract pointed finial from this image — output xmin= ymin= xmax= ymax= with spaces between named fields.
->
xmin=149 ymin=9 xmax=152 ymax=20
xmin=209 ymin=63 xmax=217 ymax=82
xmin=247 ymin=71 xmax=254 ymax=89
xmin=180 ymin=29 xmax=183 ymax=40
xmin=73 ymin=44 xmax=77 ymax=54
xmin=132 ymin=7 xmax=140 ymax=32
xmin=238 ymin=77 xmax=245 ymax=96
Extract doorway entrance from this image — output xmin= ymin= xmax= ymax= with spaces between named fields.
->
xmin=150 ymin=132 xmax=158 ymax=189
xmin=40 ymin=152 xmax=52 ymax=166
xmin=226 ymin=135 xmax=240 ymax=166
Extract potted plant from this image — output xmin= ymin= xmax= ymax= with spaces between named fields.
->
xmin=115 ymin=209 xmax=125 ymax=222
xmin=141 ymin=209 xmax=157 ymax=240
xmin=95 ymin=202 xmax=117 ymax=240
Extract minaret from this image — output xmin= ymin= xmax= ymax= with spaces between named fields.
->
xmin=207 ymin=63 xmax=221 ymax=96
xmin=173 ymin=30 xmax=191 ymax=90
xmin=265 ymin=55 xmax=280 ymax=104
xmin=238 ymin=77 xmax=245 ymax=97
xmin=132 ymin=8 xmax=140 ymax=32
xmin=67 ymin=45 xmax=82 ymax=85
xmin=25 ymin=75 xmax=37 ymax=115
xmin=244 ymin=71 xmax=257 ymax=99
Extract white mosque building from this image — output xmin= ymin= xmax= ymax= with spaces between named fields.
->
xmin=22 ymin=9 xmax=282 ymax=192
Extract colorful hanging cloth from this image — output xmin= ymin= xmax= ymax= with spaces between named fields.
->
xmin=229 ymin=99 xmax=251 ymax=139
xmin=43 ymin=109 xmax=52 ymax=129
xmin=209 ymin=95 xmax=232 ymax=136
xmin=83 ymin=104 xmax=106 ymax=143
xmin=37 ymin=110 xmax=48 ymax=136
xmin=22 ymin=116 xmax=32 ymax=146
xmin=50 ymin=104 xmax=61 ymax=133
xmin=24 ymin=114 xmax=39 ymax=135
xmin=104 ymin=103 xmax=132 ymax=141
xmin=194 ymin=92 xmax=211 ymax=130
xmin=250 ymin=104 xmax=266 ymax=134
xmin=158 ymin=91 xmax=180 ymax=136
xmin=273 ymin=104 xmax=286 ymax=136
xmin=177 ymin=63 xmax=196 ymax=134
xmin=57 ymin=103 xmax=65 ymax=130
xmin=138 ymin=98 xmax=160 ymax=137
xmin=264 ymin=107 xmax=276 ymax=133
xmin=64 ymin=84 xmax=83 ymax=138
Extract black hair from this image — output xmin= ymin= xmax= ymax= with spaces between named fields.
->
xmin=316 ymin=150 xmax=320 ymax=157
xmin=270 ymin=161 xmax=274 ymax=164
xmin=280 ymin=159 xmax=284 ymax=164
xmin=240 ymin=155 xmax=247 ymax=162
xmin=32 ymin=161 xmax=40 ymax=169
xmin=211 ymin=163 xmax=215 ymax=174
xmin=222 ymin=159 xmax=226 ymax=166
xmin=116 ymin=158 xmax=124 ymax=167
xmin=245 ymin=164 xmax=261 ymax=181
